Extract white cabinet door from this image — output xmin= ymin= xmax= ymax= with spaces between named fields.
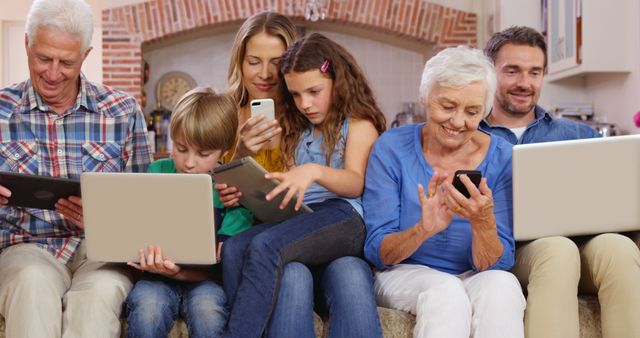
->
xmin=547 ymin=0 xmax=580 ymax=74
xmin=2 ymin=21 xmax=29 ymax=87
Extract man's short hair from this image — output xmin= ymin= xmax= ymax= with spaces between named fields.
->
xmin=26 ymin=0 xmax=94 ymax=53
xmin=170 ymin=87 xmax=239 ymax=152
xmin=484 ymin=26 xmax=547 ymax=70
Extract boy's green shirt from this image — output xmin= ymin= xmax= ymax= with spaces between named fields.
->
xmin=147 ymin=158 xmax=253 ymax=238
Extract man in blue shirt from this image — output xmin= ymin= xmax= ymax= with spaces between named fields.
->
xmin=482 ymin=26 xmax=640 ymax=338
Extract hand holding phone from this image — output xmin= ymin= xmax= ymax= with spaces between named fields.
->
xmin=452 ymin=170 xmax=481 ymax=198
xmin=250 ymin=99 xmax=275 ymax=128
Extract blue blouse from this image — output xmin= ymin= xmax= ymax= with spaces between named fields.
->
xmin=295 ymin=119 xmax=363 ymax=216
xmin=480 ymin=105 xmax=600 ymax=144
xmin=363 ymin=123 xmax=515 ymax=274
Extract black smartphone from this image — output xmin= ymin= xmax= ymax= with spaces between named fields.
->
xmin=452 ymin=170 xmax=482 ymax=198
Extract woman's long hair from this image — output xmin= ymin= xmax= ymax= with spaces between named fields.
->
xmin=227 ymin=12 xmax=297 ymax=108
xmin=279 ymin=33 xmax=386 ymax=167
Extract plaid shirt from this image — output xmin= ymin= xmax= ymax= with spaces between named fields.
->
xmin=0 ymin=75 xmax=152 ymax=264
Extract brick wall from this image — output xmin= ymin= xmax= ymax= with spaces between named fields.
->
xmin=102 ymin=0 xmax=478 ymax=102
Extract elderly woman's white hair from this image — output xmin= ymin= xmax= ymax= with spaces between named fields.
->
xmin=419 ymin=45 xmax=497 ymax=117
xmin=26 ymin=0 xmax=94 ymax=53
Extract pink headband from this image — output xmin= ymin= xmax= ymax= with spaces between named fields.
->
xmin=320 ymin=59 xmax=330 ymax=73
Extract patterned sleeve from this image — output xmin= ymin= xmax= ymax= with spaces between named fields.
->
xmin=124 ymin=98 xmax=153 ymax=173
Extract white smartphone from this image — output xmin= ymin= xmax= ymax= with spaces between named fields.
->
xmin=250 ymin=99 xmax=275 ymax=128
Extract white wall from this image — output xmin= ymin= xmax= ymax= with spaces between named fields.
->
xmin=0 ymin=0 xmax=104 ymax=87
xmin=583 ymin=1 xmax=640 ymax=134
xmin=143 ymin=32 xmax=236 ymax=113
xmin=315 ymin=30 xmax=425 ymax=124
xmin=498 ymin=0 xmax=540 ymax=30
xmin=0 ymin=1 xmax=36 ymax=86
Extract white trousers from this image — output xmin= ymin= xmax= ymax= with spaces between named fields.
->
xmin=374 ymin=264 xmax=525 ymax=338
xmin=0 ymin=242 xmax=136 ymax=338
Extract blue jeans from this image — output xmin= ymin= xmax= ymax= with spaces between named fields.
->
xmin=222 ymin=199 xmax=366 ymax=338
xmin=267 ymin=257 xmax=383 ymax=338
xmin=124 ymin=275 xmax=228 ymax=338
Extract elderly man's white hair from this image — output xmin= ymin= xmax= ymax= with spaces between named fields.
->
xmin=419 ymin=45 xmax=497 ymax=118
xmin=26 ymin=0 xmax=94 ymax=53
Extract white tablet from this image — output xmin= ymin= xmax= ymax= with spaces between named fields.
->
xmin=212 ymin=157 xmax=313 ymax=224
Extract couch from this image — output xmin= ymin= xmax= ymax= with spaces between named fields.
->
xmin=0 ymin=295 xmax=601 ymax=337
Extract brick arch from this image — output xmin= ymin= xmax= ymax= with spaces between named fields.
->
xmin=102 ymin=0 xmax=477 ymax=102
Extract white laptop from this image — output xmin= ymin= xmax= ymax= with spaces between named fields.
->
xmin=81 ymin=172 xmax=217 ymax=264
xmin=513 ymin=135 xmax=640 ymax=241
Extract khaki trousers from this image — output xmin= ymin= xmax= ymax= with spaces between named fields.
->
xmin=0 ymin=242 xmax=136 ymax=338
xmin=512 ymin=233 xmax=640 ymax=338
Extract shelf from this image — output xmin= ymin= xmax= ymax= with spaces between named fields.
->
xmin=546 ymin=69 xmax=630 ymax=83
xmin=153 ymin=152 xmax=170 ymax=160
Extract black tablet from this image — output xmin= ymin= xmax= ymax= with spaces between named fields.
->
xmin=0 ymin=172 xmax=81 ymax=210
xmin=212 ymin=157 xmax=312 ymax=223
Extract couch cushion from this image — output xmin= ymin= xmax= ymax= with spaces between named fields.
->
xmin=0 ymin=297 xmax=601 ymax=338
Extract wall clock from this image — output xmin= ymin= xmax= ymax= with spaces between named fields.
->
xmin=155 ymin=71 xmax=197 ymax=111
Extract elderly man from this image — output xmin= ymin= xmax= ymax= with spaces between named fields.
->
xmin=0 ymin=0 xmax=152 ymax=337
xmin=481 ymin=26 xmax=640 ymax=338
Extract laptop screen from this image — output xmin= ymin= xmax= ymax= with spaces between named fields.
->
xmin=513 ymin=135 xmax=640 ymax=241
xmin=81 ymin=173 xmax=217 ymax=264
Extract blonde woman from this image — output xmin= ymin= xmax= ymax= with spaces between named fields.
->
xmin=221 ymin=12 xmax=296 ymax=177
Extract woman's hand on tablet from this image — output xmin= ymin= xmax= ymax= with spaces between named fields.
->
xmin=55 ymin=196 xmax=84 ymax=229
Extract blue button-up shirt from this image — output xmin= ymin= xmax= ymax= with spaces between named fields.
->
xmin=364 ymin=124 xmax=515 ymax=274
xmin=479 ymin=105 xmax=601 ymax=144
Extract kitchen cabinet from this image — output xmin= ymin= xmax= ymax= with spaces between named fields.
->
xmin=544 ymin=0 xmax=633 ymax=82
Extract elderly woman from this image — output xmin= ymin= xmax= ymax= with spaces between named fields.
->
xmin=363 ymin=46 xmax=525 ymax=338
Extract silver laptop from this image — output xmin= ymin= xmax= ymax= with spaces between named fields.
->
xmin=81 ymin=172 xmax=217 ymax=264
xmin=513 ymin=135 xmax=640 ymax=241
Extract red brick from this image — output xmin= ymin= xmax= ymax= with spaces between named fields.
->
xmin=101 ymin=0 xmax=477 ymax=76
xmin=104 ymin=80 xmax=134 ymax=86
xmin=104 ymin=67 xmax=132 ymax=72
xmin=109 ymin=43 xmax=139 ymax=50
xmin=103 ymin=51 xmax=132 ymax=57
xmin=123 ymin=86 xmax=141 ymax=92
xmin=230 ymin=0 xmax=239 ymax=19
xmin=111 ymin=73 xmax=142 ymax=80
xmin=115 ymin=59 xmax=142 ymax=65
